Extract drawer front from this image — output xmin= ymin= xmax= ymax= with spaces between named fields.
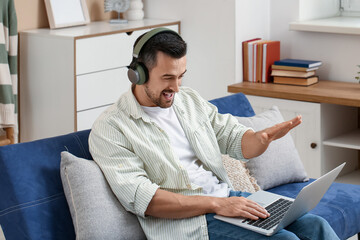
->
xmin=76 ymin=29 xmax=148 ymax=75
xmin=76 ymin=25 xmax=179 ymax=75
xmin=76 ymin=67 xmax=130 ymax=111
xmin=77 ymin=105 xmax=110 ymax=131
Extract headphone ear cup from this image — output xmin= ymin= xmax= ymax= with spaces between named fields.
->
xmin=134 ymin=62 xmax=148 ymax=85
xmin=127 ymin=63 xmax=148 ymax=85
xmin=127 ymin=66 xmax=140 ymax=84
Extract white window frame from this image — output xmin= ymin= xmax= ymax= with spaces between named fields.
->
xmin=341 ymin=0 xmax=360 ymax=16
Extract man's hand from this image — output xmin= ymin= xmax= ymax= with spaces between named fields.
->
xmin=213 ymin=196 xmax=270 ymax=220
xmin=257 ymin=115 xmax=302 ymax=144
xmin=242 ymin=115 xmax=302 ymax=159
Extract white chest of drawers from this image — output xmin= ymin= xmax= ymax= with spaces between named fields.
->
xmin=19 ymin=19 xmax=180 ymax=142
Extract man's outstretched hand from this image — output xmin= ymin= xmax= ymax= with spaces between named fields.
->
xmin=257 ymin=115 xmax=302 ymax=144
xmin=242 ymin=115 xmax=302 ymax=159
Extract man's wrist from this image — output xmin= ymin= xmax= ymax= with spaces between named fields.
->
xmin=204 ymin=196 xmax=223 ymax=214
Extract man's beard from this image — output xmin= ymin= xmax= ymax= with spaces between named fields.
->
xmin=144 ymin=84 xmax=175 ymax=108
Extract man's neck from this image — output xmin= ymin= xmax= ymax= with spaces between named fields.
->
xmin=132 ymin=84 xmax=148 ymax=106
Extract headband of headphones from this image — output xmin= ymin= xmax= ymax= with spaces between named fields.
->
xmin=132 ymin=27 xmax=179 ymax=59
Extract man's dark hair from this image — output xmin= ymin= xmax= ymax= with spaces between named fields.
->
xmin=133 ymin=31 xmax=187 ymax=71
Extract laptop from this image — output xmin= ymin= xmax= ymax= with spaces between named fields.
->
xmin=214 ymin=162 xmax=345 ymax=236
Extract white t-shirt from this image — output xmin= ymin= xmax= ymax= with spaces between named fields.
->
xmin=142 ymin=106 xmax=230 ymax=197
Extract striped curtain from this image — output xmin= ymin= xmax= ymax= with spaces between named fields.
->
xmin=0 ymin=0 xmax=18 ymax=142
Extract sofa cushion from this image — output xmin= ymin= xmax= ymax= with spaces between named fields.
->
xmin=60 ymin=151 xmax=146 ymax=240
xmin=0 ymin=129 xmax=91 ymax=240
xmin=268 ymin=179 xmax=360 ymax=240
xmin=236 ymin=106 xmax=308 ymax=190
xmin=209 ymin=92 xmax=255 ymax=117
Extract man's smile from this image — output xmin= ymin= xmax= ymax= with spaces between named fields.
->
xmin=162 ymin=91 xmax=175 ymax=101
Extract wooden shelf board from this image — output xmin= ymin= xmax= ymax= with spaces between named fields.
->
xmin=323 ymin=129 xmax=360 ymax=150
xmin=228 ymin=81 xmax=360 ymax=107
xmin=335 ymin=169 xmax=360 ymax=185
xmin=289 ymin=16 xmax=360 ymax=35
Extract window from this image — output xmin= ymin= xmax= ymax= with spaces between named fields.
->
xmin=289 ymin=0 xmax=360 ymax=35
xmin=340 ymin=0 xmax=360 ymax=16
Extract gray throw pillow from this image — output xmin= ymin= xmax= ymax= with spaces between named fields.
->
xmin=60 ymin=151 xmax=146 ymax=240
xmin=236 ymin=106 xmax=308 ymax=190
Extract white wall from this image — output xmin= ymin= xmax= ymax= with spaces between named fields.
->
xmin=144 ymin=0 xmax=360 ymax=100
xmin=235 ymin=0 xmax=270 ymax=83
xmin=270 ymin=0 xmax=360 ymax=83
xmin=143 ymin=0 xmax=236 ymax=100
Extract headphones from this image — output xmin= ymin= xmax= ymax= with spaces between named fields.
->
xmin=127 ymin=27 xmax=180 ymax=85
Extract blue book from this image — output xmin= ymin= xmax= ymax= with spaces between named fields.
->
xmin=274 ymin=59 xmax=322 ymax=68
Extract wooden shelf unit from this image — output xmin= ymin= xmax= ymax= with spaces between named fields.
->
xmin=323 ymin=129 xmax=360 ymax=150
xmin=228 ymin=80 xmax=360 ymax=107
xmin=228 ymin=80 xmax=360 ymax=184
xmin=336 ymin=169 xmax=360 ymax=185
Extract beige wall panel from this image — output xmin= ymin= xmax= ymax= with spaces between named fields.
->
xmin=14 ymin=0 xmax=115 ymax=31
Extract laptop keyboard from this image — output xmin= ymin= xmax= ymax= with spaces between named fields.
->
xmin=242 ymin=198 xmax=293 ymax=230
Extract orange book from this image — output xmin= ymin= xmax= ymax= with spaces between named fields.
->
xmin=252 ymin=42 xmax=258 ymax=82
xmin=248 ymin=40 xmax=262 ymax=82
xmin=256 ymin=42 xmax=264 ymax=82
xmin=256 ymin=40 xmax=272 ymax=82
xmin=262 ymin=41 xmax=280 ymax=83
xmin=242 ymin=38 xmax=261 ymax=82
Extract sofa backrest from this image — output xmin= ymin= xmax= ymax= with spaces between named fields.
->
xmin=209 ymin=92 xmax=255 ymax=117
xmin=0 ymin=130 xmax=91 ymax=239
xmin=0 ymin=93 xmax=254 ymax=240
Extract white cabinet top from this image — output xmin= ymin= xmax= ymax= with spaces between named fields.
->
xmin=20 ymin=19 xmax=180 ymax=39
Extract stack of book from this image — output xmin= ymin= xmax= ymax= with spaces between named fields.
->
xmin=271 ymin=59 xmax=322 ymax=86
xmin=242 ymin=38 xmax=280 ymax=83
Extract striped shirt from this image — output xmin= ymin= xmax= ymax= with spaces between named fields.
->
xmin=89 ymin=86 xmax=250 ymax=240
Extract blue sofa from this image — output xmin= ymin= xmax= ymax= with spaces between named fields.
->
xmin=0 ymin=93 xmax=359 ymax=240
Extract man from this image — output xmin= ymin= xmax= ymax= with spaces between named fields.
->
xmin=89 ymin=28 xmax=339 ymax=240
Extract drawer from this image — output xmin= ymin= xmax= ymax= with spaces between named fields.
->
xmin=77 ymin=105 xmax=110 ymax=131
xmin=76 ymin=29 xmax=148 ymax=75
xmin=76 ymin=67 xmax=131 ymax=111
